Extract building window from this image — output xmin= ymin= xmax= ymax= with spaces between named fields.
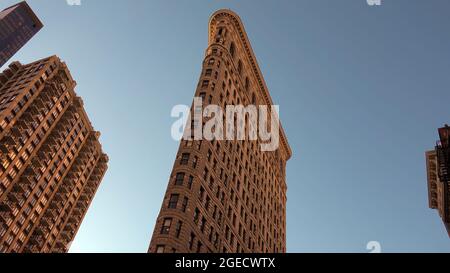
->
xmin=156 ymin=245 xmax=165 ymax=253
xmin=182 ymin=197 xmax=189 ymax=212
xmin=199 ymin=186 xmax=205 ymax=202
xmin=187 ymin=175 xmax=194 ymax=189
xmin=194 ymin=208 xmax=200 ymax=224
xmin=230 ymin=42 xmax=236 ymax=58
xmin=192 ymin=156 xmax=198 ymax=169
xmin=175 ymin=172 xmax=185 ymax=186
xmin=196 ymin=241 xmax=203 ymax=253
xmin=200 ymin=217 xmax=206 ymax=233
xmin=189 ymin=233 xmax=196 ymax=250
xmin=209 ymin=227 xmax=214 ymax=242
xmin=160 ymin=218 xmax=172 ymax=235
xmin=214 ymin=233 xmax=219 ymax=248
xmin=212 ymin=205 xmax=218 ymax=219
xmin=218 ymin=211 xmax=223 ymax=223
xmin=245 ymin=77 xmax=250 ymax=91
xmin=199 ymin=92 xmax=206 ymax=101
xmin=202 ymin=80 xmax=209 ymax=88
xmin=168 ymin=194 xmax=179 ymax=209
xmin=180 ymin=153 xmax=190 ymax=165
xmin=175 ymin=221 xmax=183 ymax=238
xmin=205 ymin=69 xmax=212 ymax=76
xmin=203 ymin=167 xmax=209 ymax=180
xmin=237 ymin=60 xmax=243 ymax=75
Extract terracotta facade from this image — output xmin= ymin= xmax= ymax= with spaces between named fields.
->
xmin=148 ymin=10 xmax=291 ymax=253
xmin=0 ymin=56 xmax=108 ymax=252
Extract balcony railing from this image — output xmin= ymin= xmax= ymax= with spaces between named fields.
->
xmin=28 ymin=235 xmax=44 ymax=246
xmin=34 ymin=226 xmax=49 ymax=236
xmin=0 ymin=211 xmax=12 ymax=222
xmin=7 ymin=192 xmax=24 ymax=203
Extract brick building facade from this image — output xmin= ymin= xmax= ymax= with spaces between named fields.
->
xmin=148 ymin=10 xmax=291 ymax=253
xmin=0 ymin=56 xmax=108 ymax=252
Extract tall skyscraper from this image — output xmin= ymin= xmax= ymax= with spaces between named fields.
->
xmin=148 ymin=10 xmax=291 ymax=253
xmin=0 ymin=1 xmax=43 ymax=68
xmin=0 ymin=56 xmax=108 ymax=253
xmin=426 ymin=125 xmax=450 ymax=237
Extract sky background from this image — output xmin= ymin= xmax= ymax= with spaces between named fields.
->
xmin=2 ymin=0 xmax=450 ymax=253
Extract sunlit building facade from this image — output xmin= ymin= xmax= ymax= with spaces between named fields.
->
xmin=0 ymin=56 xmax=108 ymax=252
xmin=148 ymin=10 xmax=291 ymax=253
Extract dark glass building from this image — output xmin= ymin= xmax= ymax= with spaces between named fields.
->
xmin=0 ymin=1 xmax=43 ymax=68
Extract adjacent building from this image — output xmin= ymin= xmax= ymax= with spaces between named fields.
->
xmin=0 ymin=1 xmax=43 ymax=68
xmin=426 ymin=125 xmax=450 ymax=237
xmin=148 ymin=10 xmax=292 ymax=253
xmin=0 ymin=56 xmax=108 ymax=252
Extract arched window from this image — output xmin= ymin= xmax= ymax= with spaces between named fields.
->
xmin=237 ymin=60 xmax=243 ymax=75
xmin=230 ymin=42 xmax=236 ymax=58
xmin=252 ymin=93 xmax=256 ymax=105
xmin=245 ymin=77 xmax=250 ymax=91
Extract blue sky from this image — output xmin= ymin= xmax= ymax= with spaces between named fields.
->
xmin=2 ymin=0 xmax=450 ymax=252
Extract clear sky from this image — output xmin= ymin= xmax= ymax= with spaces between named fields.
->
xmin=2 ymin=0 xmax=450 ymax=253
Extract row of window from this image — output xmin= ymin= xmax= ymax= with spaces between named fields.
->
xmin=177 ymin=138 xmax=285 ymax=251
xmin=0 ymin=60 xmax=56 ymax=117
xmin=0 ymin=110 xmax=89 ymax=251
xmin=30 ymin=147 xmax=101 ymax=250
xmin=203 ymin=57 xmax=255 ymax=106
xmin=0 ymin=91 xmax=71 ymax=186
xmin=171 ymin=127 xmax=285 ymax=251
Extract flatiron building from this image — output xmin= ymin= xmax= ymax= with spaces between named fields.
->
xmin=148 ymin=10 xmax=291 ymax=253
